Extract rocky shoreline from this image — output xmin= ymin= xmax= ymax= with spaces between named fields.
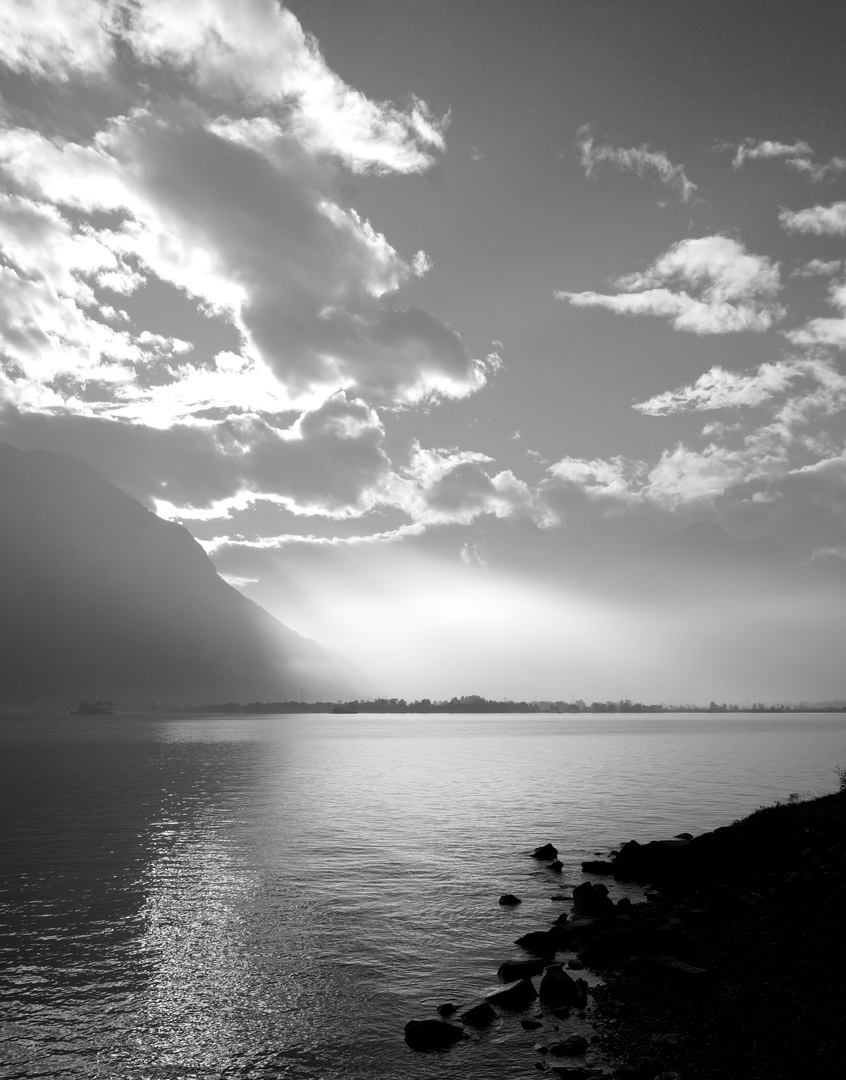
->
xmin=405 ymin=784 xmax=846 ymax=1079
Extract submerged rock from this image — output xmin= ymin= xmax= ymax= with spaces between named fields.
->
xmin=404 ymin=1019 xmax=466 ymax=1051
xmin=485 ymin=977 xmax=538 ymax=1010
xmin=498 ymin=957 xmax=545 ymax=981
xmin=532 ymin=843 xmax=559 ymax=860
xmin=549 ymin=1034 xmax=589 ymax=1057
xmin=499 ymin=893 xmax=522 ymax=905
xmin=549 ymin=860 xmax=564 ymax=873
xmin=645 ymin=955 xmax=710 ymax=979
xmin=461 ymin=1001 xmax=497 ymax=1027
xmin=436 ymin=1002 xmax=456 ymax=1017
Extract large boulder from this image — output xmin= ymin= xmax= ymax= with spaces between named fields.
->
xmin=573 ymin=881 xmax=616 ymax=917
xmin=499 ymin=893 xmax=522 ymax=905
xmin=404 ymin=1019 xmax=466 ymax=1051
xmin=515 ymin=929 xmax=563 ymax=955
xmin=576 ymin=933 xmax=623 ymax=970
xmin=498 ymin=957 xmax=545 ymax=981
xmin=611 ymin=838 xmax=692 ymax=884
xmin=582 ymin=859 xmax=615 ymax=874
xmin=485 ymin=977 xmax=538 ymax=1010
xmin=532 ymin=843 xmax=559 ymax=860
xmin=538 ymin=963 xmax=580 ymax=1006
xmin=461 ymin=1001 xmax=496 ymax=1027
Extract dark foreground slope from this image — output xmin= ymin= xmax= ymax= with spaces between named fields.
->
xmin=0 ymin=443 xmax=372 ymax=706
xmin=586 ymin=787 xmax=846 ymax=1080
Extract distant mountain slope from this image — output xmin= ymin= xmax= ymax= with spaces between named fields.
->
xmin=0 ymin=443 xmax=372 ymax=707
xmin=650 ymin=520 xmax=790 ymax=570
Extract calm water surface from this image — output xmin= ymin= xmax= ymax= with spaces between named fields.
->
xmin=2 ymin=711 xmax=845 ymax=1079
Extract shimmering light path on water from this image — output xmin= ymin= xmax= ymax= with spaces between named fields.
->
xmin=2 ymin=712 xmax=845 ymax=1078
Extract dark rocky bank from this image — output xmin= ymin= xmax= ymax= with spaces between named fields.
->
xmin=588 ymin=785 xmax=846 ymax=1080
xmin=405 ymin=784 xmax=846 ymax=1079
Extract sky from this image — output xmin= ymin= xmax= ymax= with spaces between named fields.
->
xmin=1 ymin=0 xmax=846 ymax=703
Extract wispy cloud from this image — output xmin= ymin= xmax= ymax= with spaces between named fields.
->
xmin=787 ymin=280 xmax=846 ymax=348
xmin=723 ymin=138 xmax=846 ymax=184
xmin=635 ymin=358 xmax=846 ymax=418
xmin=727 ymin=138 xmax=812 ymax=169
xmin=557 ymin=235 xmax=783 ymax=334
xmin=577 ymin=126 xmax=697 ymax=204
xmin=786 ymin=156 xmax=846 ymax=183
xmin=791 ymin=258 xmax=843 ymax=278
xmin=202 ymin=522 xmax=427 ymax=553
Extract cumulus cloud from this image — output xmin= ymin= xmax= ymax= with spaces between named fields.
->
xmin=557 ymin=236 xmax=783 ymax=334
xmin=547 ymin=456 xmax=644 ymax=499
xmin=779 ymin=201 xmax=846 ymax=236
xmin=577 ymin=126 xmax=697 ymax=203
xmin=0 ymin=0 xmax=114 ymax=80
xmin=394 ymin=444 xmax=548 ymax=526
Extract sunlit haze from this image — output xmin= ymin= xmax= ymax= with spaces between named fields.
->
xmin=2 ymin=1 xmax=846 ymax=703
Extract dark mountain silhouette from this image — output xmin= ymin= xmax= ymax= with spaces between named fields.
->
xmin=651 ymin=520 xmax=790 ymax=571
xmin=0 ymin=443 xmax=373 ymax=707
xmin=618 ymin=519 xmax=799 ymax=600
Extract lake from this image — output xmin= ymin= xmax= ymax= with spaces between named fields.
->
xmin=2 ymin=711 xmax=845 ymax=1078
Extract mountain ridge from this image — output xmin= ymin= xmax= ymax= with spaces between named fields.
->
xmin=0 ymin=442 xmax=372 ymax=707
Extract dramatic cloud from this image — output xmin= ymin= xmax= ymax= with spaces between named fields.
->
xmin=557 ymin=236 xmax=783 ymax=333
xmin=779 ymin=201 xmax=846 ymax=236
xmin=0 ymin=105 xmax=485 ymax=416
xmin=577 ymin=126 xmax=697 ymax=203
xmin=0 ymin=0 xmax=446 ymax=174
xmin=0 ymin=0 xmax=506 ymax=532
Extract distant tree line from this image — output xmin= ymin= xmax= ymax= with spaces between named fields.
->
xmin=182 ymin=695 xmax=846 ymax=715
